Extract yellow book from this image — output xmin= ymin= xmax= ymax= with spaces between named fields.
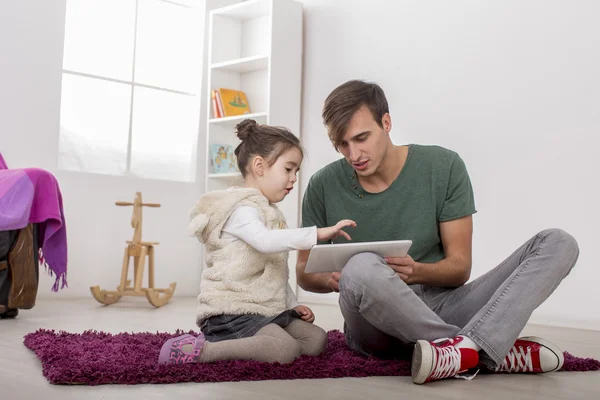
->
xmin=218 ymin=88 xmax=251 ymax=117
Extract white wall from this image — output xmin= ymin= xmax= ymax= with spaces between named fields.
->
xmin=1 ymin=0 xmax=598 ymax=330
xmin=0 ymin=0 xmax=206 ymax=299
xmin=297 ymin=0 xmax=600 ymax=329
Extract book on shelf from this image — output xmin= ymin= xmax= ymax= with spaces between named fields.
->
xmin=211 ymin=88 xmax=251 ymax=118
xmin=211 ymin=90 xmax=224 ymax=118
xmin=210 ymin=144 xmax=240 ymax=174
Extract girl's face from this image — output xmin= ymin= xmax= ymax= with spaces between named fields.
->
xmin=259 ymin=147 xmax=303 ymax=204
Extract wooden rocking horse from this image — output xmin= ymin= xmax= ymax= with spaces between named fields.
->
xmin=90 ymin=192 xmax=176 ymax=307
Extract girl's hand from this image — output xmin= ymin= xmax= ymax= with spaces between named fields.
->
xmin=317 ymin=219 xmax=357 ymax=242
xmin=293 ymin=305 xmax=315 ymax=323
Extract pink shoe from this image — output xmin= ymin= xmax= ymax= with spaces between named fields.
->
xmin=158 ymin=333 xmax=206 ymax=365
xmin=494 ymin=336 xmax=564 ymax=373
xmin=411 ymin=336 xmax=480 ymax=384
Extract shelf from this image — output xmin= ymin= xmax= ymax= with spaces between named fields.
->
xmin=211 ymin=0 xmax=271 ymax=20
xmin=204 ymin=0 xmax=301 ymax=280
xmin=210 ymin=55 xmax=269 ymax=73
xmin=209 ymin=112 xmax=267 ymax=125
xmin=208 ymin=172 xmax=242 ymax=178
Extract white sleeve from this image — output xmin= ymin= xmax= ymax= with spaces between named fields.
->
xmin=222 ymin=206 xmax=317 ymax=254
xmin=286 ymin=283 xmax=300 ymax=309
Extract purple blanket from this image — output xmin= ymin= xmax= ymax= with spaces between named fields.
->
xmin=0 ymin=153 xmax=67 ymax=291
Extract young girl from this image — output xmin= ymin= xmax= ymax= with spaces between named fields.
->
xmin=159 ymin=119 xmax=356 ymax=365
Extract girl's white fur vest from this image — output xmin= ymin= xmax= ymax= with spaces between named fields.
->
xmin=188 ymin=187 xmax=290 ymax=325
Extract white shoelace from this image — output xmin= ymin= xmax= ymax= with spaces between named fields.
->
xmin=497 ymin=345 xmax=533 ymax=372
xmin=427 ymin=338 xmax=479 ymax=381
xmin=429 ymin=340 xmax=462 ymax=380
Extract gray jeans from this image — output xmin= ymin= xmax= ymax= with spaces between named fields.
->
xmin=338 ymin=228 xmax=579 ymax=367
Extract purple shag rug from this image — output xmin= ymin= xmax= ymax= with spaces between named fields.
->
xmin=23 ymin=329 xmax=600 ymax=385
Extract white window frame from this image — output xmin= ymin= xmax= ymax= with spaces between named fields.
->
xmin=60 ymin=0 xmax=202 ymax=178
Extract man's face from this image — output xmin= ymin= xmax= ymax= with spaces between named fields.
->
xmin=337 ymin=105 xmax=391 ymax=177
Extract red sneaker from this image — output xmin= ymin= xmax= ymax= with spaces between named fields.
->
xmin=494 ymin=336 xmax=564 ymax=373
xmin=412 ymin=336 xmax=480 ymax=384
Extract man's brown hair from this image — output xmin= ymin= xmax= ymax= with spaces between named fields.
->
xmin=321 ymin=80 xmax=389 ymax=148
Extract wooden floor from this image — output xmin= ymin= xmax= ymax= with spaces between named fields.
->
xmin=2 ymin=297 xmax=599 ymax=399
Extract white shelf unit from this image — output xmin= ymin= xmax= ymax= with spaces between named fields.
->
xmin=210 ymin=54 xmax=269 ymax=73
xmin=203 ymin=0 xmax=303 ymax=289
xmin=207 ymin=172 xmax=242 ymax=178
xmin=208 ymin=111 xmax=268 ymax=126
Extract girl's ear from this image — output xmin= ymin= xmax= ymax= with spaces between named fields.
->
xmin=251 ymin=156 xmax=265 ymax=176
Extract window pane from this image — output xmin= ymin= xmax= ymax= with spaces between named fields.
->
xmin=58 ymin=74 xmax=131 ymax=175
xmin=63 ymin=0 xmax=136 ymax=80
xmin=135 ymin=0 xmax=204 ymax=93
xmin=130 ymin=87 xmax=200 ymax=181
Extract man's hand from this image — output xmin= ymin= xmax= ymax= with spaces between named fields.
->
xmin=328 ymin=272 xmax=341 ymax=292
xmin=385 ymin=255 xmax=416 ymax=284
xmin=296 ymin=250 xmax=337 ymax=294
xmin=293 ymin=305 xmax=315 ymax=323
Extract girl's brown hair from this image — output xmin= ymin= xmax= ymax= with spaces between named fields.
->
xmin=234 ymin=119 xmax=303 ymax=177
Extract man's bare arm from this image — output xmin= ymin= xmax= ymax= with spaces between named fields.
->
xmin=386 ymin=215 xmax=473 ymax=287
xmin=295 ymin=249 xmax=335 ymax=293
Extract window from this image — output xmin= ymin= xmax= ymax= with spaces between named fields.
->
xmin=58 ymin=0 xmax=204 ymax=182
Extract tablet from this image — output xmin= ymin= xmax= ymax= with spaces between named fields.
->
xmin=304 ymin=240 xmax=413 ymax=273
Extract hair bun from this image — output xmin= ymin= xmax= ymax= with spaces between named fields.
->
xmin=236 ymin=119 xmax=258 ymax=141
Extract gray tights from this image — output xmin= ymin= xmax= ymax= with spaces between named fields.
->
xmin=195 ymin=319 xmax=328 ymax=364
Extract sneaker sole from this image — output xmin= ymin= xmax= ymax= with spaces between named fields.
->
xmin=519 ymin=336 xmax=564 ymax=372
xmin=412 ymin=340 xmax=434 ymax=384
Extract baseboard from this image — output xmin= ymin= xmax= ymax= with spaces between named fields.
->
xmin=297 ymin=290 xmax=339 ymax=305
xmin=527 ymin=313 xmax=600 ymax=331
xmin=297 ymin=292 xmax=600 ymax=332
xmin=38 ymin=293 xmax=600 ymax=332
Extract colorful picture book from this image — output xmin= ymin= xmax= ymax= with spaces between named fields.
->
xmin=210 ymin=144 xmax=239 ymax=174
xmin=211 ymin=88 xmax=251 ymax=118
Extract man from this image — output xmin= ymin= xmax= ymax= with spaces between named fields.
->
xmin=296 ymin=80 xmax=579 ymax=384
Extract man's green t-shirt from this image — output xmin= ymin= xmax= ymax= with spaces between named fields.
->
xmin=301 ymin=144 xmax=477 ymax=263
